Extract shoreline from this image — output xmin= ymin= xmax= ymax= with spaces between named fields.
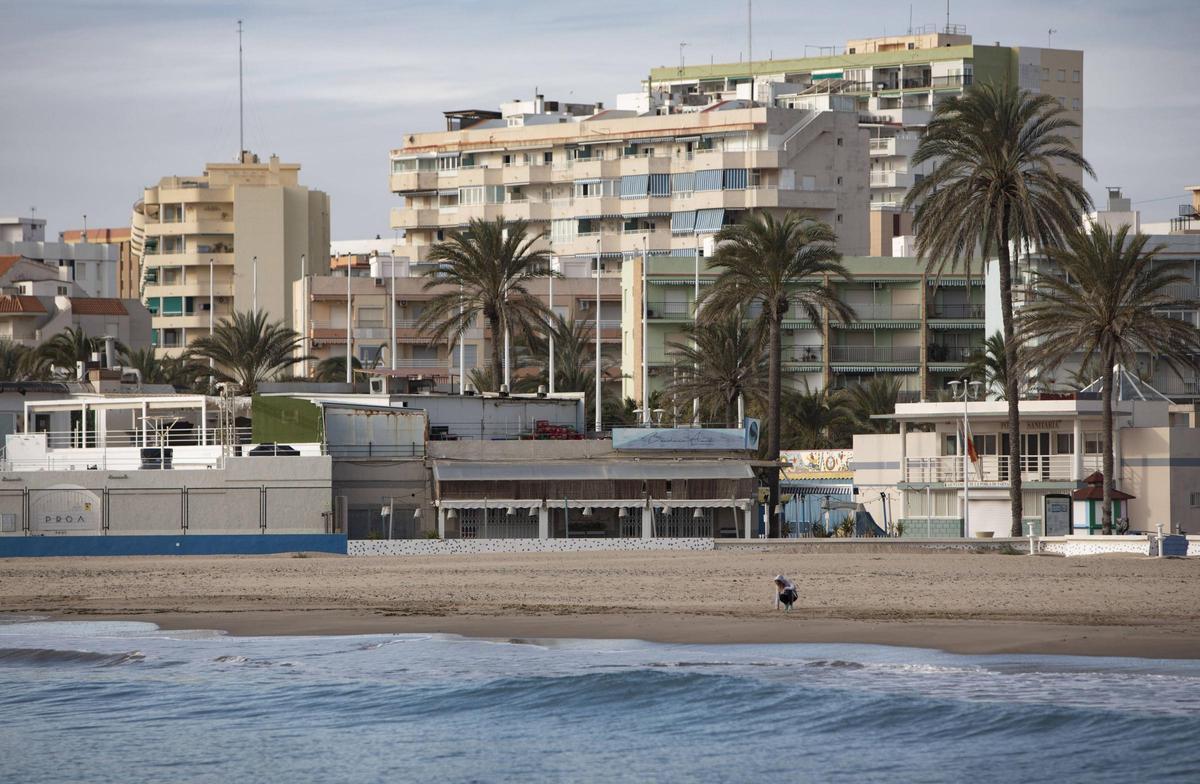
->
xmin=35 ymin=609 xmax=1200 ymax=660
xmin=5 ymin=549 xmax=1199 ymax=660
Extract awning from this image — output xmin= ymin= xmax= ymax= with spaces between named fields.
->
xmin=838 ymin=320 xmax=921 ymax=329
xmin=781 ymin=482 xmax=853 ymax=494
xmin=832 ymin=365 xmax=919 ymax=373
xmin=573 ymin=178 xmax=602 ymax=185
xmin=620 ymin=174 xmax=649 ymax=198
xmin=695 ymin=170 xmax=722 ymax=191
xmin=671 ymin=211 xmax=697 ymax=233
xmin=694 ymin=208 xmax=725 ymax=234
xmin=432 ymin=460 xmax=755 ymax=482
xmin=927 ymin=321 xmax=984 ymax=330
xmin=722 ymin=168 xmax=748 ymax=190
xmin=671 ymin=172 xmax=695 ymax=193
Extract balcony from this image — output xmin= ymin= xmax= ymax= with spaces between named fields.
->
xmin=868 ymin=135 xmax=918 ymax=158
xmin=573 ymin=318 xmax=622 ymax=340
xmin=390 ymin=171 xmax=439 ymax=193
xmin=390 ymin=207 xmax=441 ymax=230
xmin=645 ymin=300 xmax=694 ymax=320
xmin=782 ymin=345 xmax=823 ymax=366
xmin=928 ymin=303 xmax=985 ymax=320
xmin=927 ymin=345 xmax=975 ymax=365
xmin=504 ymin=200 xmax=551 ymax=222
xmin=904 ymin=454 xmax=1103 ymax=485
xmin=869 ymin=170 xmax=916 ymax=189
xmin=843 ymin=303 xmax=923 ymax=322
xmin=830 ymin=345 xmax=921 ymax=364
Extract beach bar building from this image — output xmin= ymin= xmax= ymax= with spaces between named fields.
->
xmin=852 ymin=373 xmax=1200 ymax=537
xmin=429 ymin=432 xmax=760 ymax=540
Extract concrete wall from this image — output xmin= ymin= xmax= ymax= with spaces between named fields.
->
xmin=1122 ymin=427 xmax=1200 ymax=534
xmin=0 ymin=534 xmax=346 ymax=557
xmin=0 ymin=455 xmax=333 ymax=537
xmin=348 ymin=537 xmax=714 ymax=556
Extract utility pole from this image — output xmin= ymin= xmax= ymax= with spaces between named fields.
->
xmin=594 ymin=239 xmax=602 ymax=433
xmin=344 ymin=256 xmax=352 ymax=385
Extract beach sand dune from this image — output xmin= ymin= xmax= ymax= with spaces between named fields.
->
xmin=2 ymin=550 xmax=1198 ymax=658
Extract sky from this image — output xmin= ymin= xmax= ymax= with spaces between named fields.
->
xmin=1 ymin=0 xmax=1197 ymax=240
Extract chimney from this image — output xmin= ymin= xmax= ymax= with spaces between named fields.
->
xmin=103 ymin=335 xmax=117 ymax=369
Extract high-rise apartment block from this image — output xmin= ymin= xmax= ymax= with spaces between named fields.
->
xmin=647 ymin=28 xmax=1083 ymax=254
xmin=131 ymin=152 xmax=330 ymax=356
xmin=389 ymin=95 xmax=870 ymax=267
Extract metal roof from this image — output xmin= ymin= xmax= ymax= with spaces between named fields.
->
xmin=432 ymin=460 xmax=755 ymax=482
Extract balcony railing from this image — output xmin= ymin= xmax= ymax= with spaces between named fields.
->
xmin=848 ymin=303 xmax=922 ymax=320
xmin=905 ymin=454 xmax=1103 ymax=484
xmin=928 ymin=303 xmax=985 ymax=319
xmin=645 ymin=301 xmax=694 ymax=318
xmin=830 ymin=345 xmax=921 ymax=363
xmin=927 ymin=345 xmax=975 ymax=363
xmin=783 ymin=345 xmax=823 ymax=364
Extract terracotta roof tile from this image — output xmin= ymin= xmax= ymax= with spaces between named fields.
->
xmin=0 ymin=294 xmax=47 ymax=314
xmin=0 ymin=255 xmax=24 ymax=278
xmin=69 ymin=298 xmax=128 ymax=316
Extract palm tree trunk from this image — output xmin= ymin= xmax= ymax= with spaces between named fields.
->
xmin=767 ymin=315 xmax=782 ymax=538
xmin=488 ymin=314 xmax=503 ymax=392
xmin=997 ymin=228 xmax=1024 ymax=538
xmin=1101 ymin=353 xmax=1115 ymax=536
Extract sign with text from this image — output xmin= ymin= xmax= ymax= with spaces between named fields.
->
xmin=30 ymin=485 xmax=101 ymax=532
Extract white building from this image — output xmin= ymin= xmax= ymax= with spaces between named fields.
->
xmin=0 ymin=217 xmax=119 ymax=298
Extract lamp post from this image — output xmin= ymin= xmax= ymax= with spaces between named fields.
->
xmin=594 ymin=239 xmax=602 ymax=433
xmin=641 ymin=236 xmax=649 ymax=425
xmin=548 ymin=257 xmax=556 ymax=395
xmin=344 ymin=255 xmax=352 ymax=384
xmin=300 ymin=253 xmax=307 ymax=377
xmin=252 ymin=255 xmax=258 ymax=314
xmin=948 ymin=379 xmax=983 ymax=538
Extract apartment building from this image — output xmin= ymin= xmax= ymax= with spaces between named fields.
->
xmin=293 ymin=257 xmax=620 ymax=391
xmin=987 ymin=187 xmax=1200 ymax=404
xmin=0 ymin=216 xmax=120 ymax=297
xmin=645 ymin=27 xmax=1084 ymax=254
xmin=622 ymin=255 xmax=985 ymax=405
xmin=130 ymin=152 xmax=331 ymax=356
xmin=60 ymin=227 xmax=137 ymax=299
xmin=390 ymin=95 xmax=869 ymax=269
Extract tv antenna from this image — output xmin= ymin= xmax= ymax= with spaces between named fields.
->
xmin=1047 ymin=28 xmax=1058 ymax=47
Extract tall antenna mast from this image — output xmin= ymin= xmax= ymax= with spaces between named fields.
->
xmin=237 ymin=19 xmax=244 ymax=159
xmin=945 ymin=0 xmax=950 ymax=34
xmin=747 ymin=0 xmax=753 ymax=105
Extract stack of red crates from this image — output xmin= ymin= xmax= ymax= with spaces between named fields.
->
xmin=533 ymin=420 xmax=583 ymax=440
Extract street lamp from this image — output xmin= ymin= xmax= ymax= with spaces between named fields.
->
xmin=948 ymin=379 xmax=983 ymax=538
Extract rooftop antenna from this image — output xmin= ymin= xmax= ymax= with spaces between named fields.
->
xmin=678 ymin=41 xmax=687 ymax=82
xmin=30 ymin=206 xmax=36 ymax=220
xmin=747 ymin=0 xmax=753 ymax=105
xmin=1047 ymin=28 xmax=1058 ymax=47
xmin=237 ymin=19 xmax=244 ymax=160
xmin=945 ymin=0 xmax=950 ymax=33
xmin=908 ymin=4 xmax=913 ymax=35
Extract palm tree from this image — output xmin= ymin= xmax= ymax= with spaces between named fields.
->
xmin=0 ymin=340 xmax=32 ymax=381
xmin=119 ymin=346 xmax=205 ymax=389
xmin=779 ymin=383 xmax=852 ymax=450
xmin=663 ymin=314 xmax=767 ymax=427
xmin=701 ymin=212 xmax=853 ymax=536
xmin=964 ymin=332 xmax=1011 ymax=399
xmin=315 ymin=355 xmax=362 ymax=383
xmin=35 ymin=327 xmax=126 ymax=369
xmin=1020 ymin=223 xmax=1200 ymax=534
xmin=841 ymin=376 xmax=902 ymax=435
xmin=186 ymin=310 xmax=307 ymax=394
xmin=519 ymin=314 xmax=619 ymax=425
xmin=903 ymin=80 xmax=1094 ymax=537
xmin=416 ymin=218 xmax=552 ymax=392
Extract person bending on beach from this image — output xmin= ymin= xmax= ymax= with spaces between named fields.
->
xmin=773 ymin=575 xmax=797 ymax=613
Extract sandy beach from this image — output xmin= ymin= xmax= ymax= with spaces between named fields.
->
xmin=3 ymin=549 xmax=1199 ymax=658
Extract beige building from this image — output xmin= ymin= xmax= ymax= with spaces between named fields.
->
xmin=61 ymin=227 xmax=137 ymax=299
xmin=853 ymin=376 xmax=1200 ymax=537
xmin=646 ymin=28 xmax=1084 ymax=255
xmin=294 ymin=260 xmax=620 ymax=391
xmin=389 ymin=97 xmax=870 ymax=268
xmin=131 ymin=152 xmax=331 ymax=356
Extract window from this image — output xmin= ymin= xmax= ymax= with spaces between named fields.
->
xmin=837 ymin=176 xmax=843 ymax=185
xmin=543 ymin=151 xmax=553 ymax=164
xmin=1056 ymin=69 xmax=1066 ymax=82
xmin=146 ymin=297 xmax=159 ymax=315
xmin=1072 ymin=98 xmax=1080 ymax=111
xmin=436 ymin=156 xmax=459 ymax=171
xmin=485 ymin=185 xmax=505 ymax=204
xmin=358 ymin=345 xmax=383 ymax=364
xmin=836 ymin=214 xmax=843 ymax=223
xmin=1084 ymin=432 xmax=1103 ymax=454
xmin=551 ymin=219 xmax=577 ymax=243
xmin=357 ymin=307 xmax=384 ymax=327
xmin=57 ymin=285 xmax=68 ymax=296
xmin=1055 ymin=433 xmax=1074 ymax=454
xmin=1072 ymin=70 xmax=1080 ymax=82
xmin=451 ymin=344 xmax=478 ymax=367
xmin=973 ymin=434 xmax=999 ymax=455
xmin=459 ymin=186 xmax=484 ymax=206
xmin=1042 ymin=67 xmax=1050 ymax=80
xmin=1191 ymin=492 xmax=1200 ymax=508
xmin=836 ymin=137 xmax=844 ymax=146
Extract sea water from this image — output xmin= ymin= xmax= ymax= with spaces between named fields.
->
xmin=2 ymin=618 xmax=1199 ymax=783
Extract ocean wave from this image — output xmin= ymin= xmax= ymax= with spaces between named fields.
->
xmin=0 ymin=647 xmax=144 ymax=667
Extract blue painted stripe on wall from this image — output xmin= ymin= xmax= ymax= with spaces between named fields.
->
xmin=0 ymin=534 xmax=347 ymax=558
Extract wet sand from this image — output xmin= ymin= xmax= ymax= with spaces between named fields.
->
xmin=3 ymin=549 xmax=1198 ymax=658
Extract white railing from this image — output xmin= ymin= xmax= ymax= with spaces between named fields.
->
xmin=3 ymin=434 xmax=325 ymax=472
xmin=904 ymin=454 xmax=1105 ymax=484
xmin=36 ymin=427 xmax=255 ymax=450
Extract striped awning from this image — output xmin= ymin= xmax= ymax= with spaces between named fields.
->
xmin=671 ymin=211 xmax=697 ymax=233
xmin=832 ymin=365 xmax=920 ymax=373
xmin=695 ymin=170 xmax=722 ymax=191
xmin=620 ymin=174 xmax=648 ymax=198
xmin=649 ymin=278 xmax=712 ymax=286
xmin=927 ymin=321 xmax=984 ymax=330
xmin=695 ymin=208 xmax=725 ymax=234
xmin=649 ymin=173 xmax=671 ymax=197
xmin=782 ymin=481 xmax=854 ymax=494
xmin=722 ymin=168 xmax=748 ymax=190
xmin=928 ymin=278 xmax=986 ymax=287
xmin=671 ymin=172 xmax=695 ymax=193
xmin=573 ymin=178 xmax=602 ymax=185
xmin=838 ymin=320 xmax=921 ymax=329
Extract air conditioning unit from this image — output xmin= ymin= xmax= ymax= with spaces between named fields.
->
xmin=368 ymin=376 xmax=387 ymax=395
